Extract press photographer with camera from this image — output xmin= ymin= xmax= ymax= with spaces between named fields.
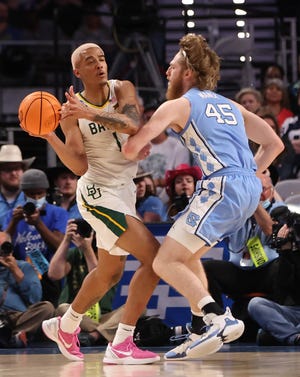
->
xmin=47 ymin=218 xmax=121 ymax=347
xmin=0 ymin=231 xmax=54 ymax=348
xmin=3 ymin=169 xmax=68 ymax=262
xmin=2 ymin=169 xmax=69 ymax=305
xmin=248 ymin=206 xmax=300 ymax=346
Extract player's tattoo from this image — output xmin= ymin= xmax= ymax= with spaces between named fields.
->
xmin=122 ymin=104 xmax=139 ymax=124
xmin=92 ymin=104 xmax=139 ymax=131
xmin=93 ymin=113 xmax=128 ymax=130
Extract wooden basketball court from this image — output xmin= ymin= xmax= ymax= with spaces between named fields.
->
xmin=1 ymin=344 xmax=300 ymax=377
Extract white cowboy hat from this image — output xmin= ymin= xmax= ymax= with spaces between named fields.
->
xmin=0 ymin=144 xmax=35 ymax=169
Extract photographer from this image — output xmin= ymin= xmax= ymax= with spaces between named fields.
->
xmin=48 ymin=219 xmax=120 ymax=346
xmin=3 ymin=169 xmax=68 ymax=262
xmin=0 ymin=232 xmax=54 ymax=347
xmin=248 ymin=209 xmax=300 ymax=346
xmin=3 ymin=169 xmax=69 ymax=306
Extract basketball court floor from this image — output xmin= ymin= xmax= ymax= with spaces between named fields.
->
xmin=1 ymin=343 xmax=300 ymax=377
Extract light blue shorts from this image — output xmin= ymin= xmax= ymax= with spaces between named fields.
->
xmin=168 ymin=170 xmax=261 ymax=253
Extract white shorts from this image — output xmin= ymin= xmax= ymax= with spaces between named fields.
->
xmin=76 ymin=178 xmax=139 ymax=255
xmin=168 ymin=172 xmax=261 ymax=253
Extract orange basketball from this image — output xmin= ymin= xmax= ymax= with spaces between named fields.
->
xmin=18 ymin=91 xmax=61 ymax=136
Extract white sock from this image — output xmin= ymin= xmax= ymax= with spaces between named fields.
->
xmin=112 ymin=323 xmax=135 ymax=346
xmin=60 ymin=306 xmax=83 ymax=333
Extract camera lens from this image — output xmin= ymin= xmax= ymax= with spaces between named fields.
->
xmin=0 ymin=241 xmax=13 ymax=256
xmin=23 ymin=202 xmax=36 ymax=216
xmin=73 ymin=219 xmax=92 ymax=238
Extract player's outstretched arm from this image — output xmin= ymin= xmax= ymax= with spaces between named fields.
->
xmin=62 ymin=83 xmax=141 ymax=135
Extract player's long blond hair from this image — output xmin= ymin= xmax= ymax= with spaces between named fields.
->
xmin=179 ymin=33 xmax=220 ymax=90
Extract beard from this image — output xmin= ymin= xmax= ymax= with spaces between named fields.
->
xmin=166 ymin=76 xmax=185 ymax=100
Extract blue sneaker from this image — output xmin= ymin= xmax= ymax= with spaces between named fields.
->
xmin=203 ymin=307 xmax=245 ymax=344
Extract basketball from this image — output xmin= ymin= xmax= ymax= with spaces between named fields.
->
xmin=18 ymin=91 xmax=61 ymax=136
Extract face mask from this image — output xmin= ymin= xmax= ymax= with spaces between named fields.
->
xmin=25 ymin=196 xmax=47 ymax=209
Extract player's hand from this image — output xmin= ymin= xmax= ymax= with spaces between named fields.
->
xmin=61 ymin=86 xmax=89 ymax=120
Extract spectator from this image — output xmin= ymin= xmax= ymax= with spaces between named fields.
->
xmin=248 ymin=219 xmax=300 ymax=346
xmin=46 ymin=164 xmax=81 ymax=219
xmin=258 ymin=111 xmax=296 ymax=182
xmin=281 ymin=86 xmax=300 ymax=178
xmin=134 ymin=169 xmax=164 ymax=223
xmin=48 ymin=219 xmax=122 ymax=347
xmin=163 ymin=164 xmax=202 ymax=222
xmin=0 ymin=231 xmax=54 ymax=348
xmin=262 ymin=78 xmax=294 ymax=128
xmin=0 ymin=145 xmax=35 ymax=231
xmin=3 ymin=169 xmax=68 ymax=262
xmin=235 ymin=87 xmax=263 ymax=114
xmin=203 ymin=172 xmax=285 ymax=341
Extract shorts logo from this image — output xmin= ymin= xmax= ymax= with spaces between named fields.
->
xmin=86 ymin=184 xmax=102 ymax=199
xmin=186 ymin=212 xmax=200 ymax=227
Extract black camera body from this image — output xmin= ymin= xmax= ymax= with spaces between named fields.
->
xmin=73 ymin=218 xmax=92 ymax=238
xmin=0 ymin=241 xmax=14 ymax=257
xmin=270 ymin=206 xmax=300 ymax=251
xmin=173 ymin=193 xmax=190 ymax=212
xmin=23 ymin=202 xmax=46 ymax=216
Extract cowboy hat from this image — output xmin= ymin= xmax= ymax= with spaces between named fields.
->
xmin=165 ymin=164 xmax=202 ymax=197
xmin=133 ymin=167 xmax=153 ymax=182
xmin=0 ymin=145 xmax=35 ymax=169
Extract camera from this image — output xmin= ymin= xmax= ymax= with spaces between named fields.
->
xmin=23 ymin=202 xmax=36 ymax=216
xmin=270 ymin=206 xmax=300 ymax=251
xmin=23 ymin=202 xmax=46 ymax=216
xmin=0 ymin=241 xmax=14 ymax=257
xmin=73 ymin=218 xmax=92 ymax=238
xmin=173 ymin=193 xmax=190 ymax=212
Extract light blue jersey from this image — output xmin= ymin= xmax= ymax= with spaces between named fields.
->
xmin=168 ymin=88 xmax=262 ymax=248
xmin=176 ymin=88 xmax=257 ymax=176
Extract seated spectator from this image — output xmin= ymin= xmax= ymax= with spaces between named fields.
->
xmin=48 ymin=219 xmax=121 ymax=346
xmin=203 ymin=172 xmax=285 ymax=341
xmin=258 ymin=111 xmax=296 ymax=182
xmin=46 ymin=164 xmax=81 ymax=219
xmin=0 ymin=145 xmax=35 ymax=231
xmin=163 ymin=164 xmax=202 ymax=222
xmin=248 ymin=218 xmax=300 ymax=346
xmin=134 ymin=169 xmax=164 ymax=223
xmin=235 ymin=87 xmax=263 ymax=114
xmin=0 ymin=231 xmax=54 ymax=348
xmin=281 ymin=86 xmax=300 ymax=178
xmin=262 ymin=78 xmax=294 ymax=128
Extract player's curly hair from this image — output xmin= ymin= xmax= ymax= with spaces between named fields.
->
xmin=179 ymin=33 xmax=220 ymax=90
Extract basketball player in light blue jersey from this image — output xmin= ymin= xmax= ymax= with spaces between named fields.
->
xmin=123 ymin=33 xmax=284 ymax=360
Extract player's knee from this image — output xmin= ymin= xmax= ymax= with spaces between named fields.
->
xmin=152 ymin=254 xmax=163 ymax=277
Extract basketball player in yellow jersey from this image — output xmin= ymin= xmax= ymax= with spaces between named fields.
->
xmin=40 ymin=43 xmax=161 ymax=364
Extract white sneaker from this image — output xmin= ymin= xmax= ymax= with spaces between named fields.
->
xmin=204 ymin=307 xmax=245 ymax=344
xmin=164 ymin=327 xmax=223 ymax=360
